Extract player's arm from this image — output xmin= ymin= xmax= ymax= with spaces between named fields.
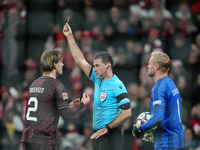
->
xmin=90 ymin=93 xmax=132 ymax=139
xmin=141 ymin=108 xmax=164 ymax=131
xmin=132 ymin=95 xmax=166 ymax=138
xmin=59 ymin=93 xmax=90 ymax=118
xmin=132 ymin=108 xmax=165 ymax=138
xmin=141 ymin=93 xmax=166 ymax=132
xmin=63 ymin=24 xmax=91 ymax=77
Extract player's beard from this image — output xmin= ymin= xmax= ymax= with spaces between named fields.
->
xmin=148 ymin=71 xmax=155 ymax=77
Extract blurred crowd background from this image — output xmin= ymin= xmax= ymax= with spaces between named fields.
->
xmin=0 ymin=0 xmax=200 ymax=150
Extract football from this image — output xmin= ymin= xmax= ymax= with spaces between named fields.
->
xmin=135 ymin=112 xmax=153 ymax=128
xmin=134 ymin=112 xmax=157 ymax=142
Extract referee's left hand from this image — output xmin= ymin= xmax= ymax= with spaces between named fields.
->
xmin=90 ymin=127 xmax=108 ymax=139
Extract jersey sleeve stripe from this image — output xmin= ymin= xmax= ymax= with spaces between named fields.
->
xmin=58 ymin=105 xmax=69 ymax=110
xmin=116 ymin=93 xmax=128 ymax=103
xmin=153 ymin=106 xmax=166 ymax=110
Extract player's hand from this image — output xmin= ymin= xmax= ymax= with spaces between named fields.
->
xmin=81 ymin=93 xmax=90 ymax=105
xmin=69 ymin=99 xmax=81 ymax=108
xmin=132 ymin=124 xmax=143 ymax=138
xmin=90 ymin=128 xmax=108 ymax=140
xmin=142 ymin=132 xmax=154 ymax=143
xmin=63 ymin=23 xmax=73 ymax=38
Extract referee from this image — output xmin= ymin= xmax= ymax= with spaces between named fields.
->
xmin=63 ymin=24 xmax=132 ymax=150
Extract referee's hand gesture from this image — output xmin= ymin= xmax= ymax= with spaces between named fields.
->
xmin=90 ymin=127 xmax=108 ymax=139
xmin=63 ymin=23 xmax=73 ymax=38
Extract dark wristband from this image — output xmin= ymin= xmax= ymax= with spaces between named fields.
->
xmin=105 ymin=124 xmax=111 ymax=132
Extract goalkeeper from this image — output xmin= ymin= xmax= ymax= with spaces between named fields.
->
xmin=132 ymin=52 xmax=186 ymax=150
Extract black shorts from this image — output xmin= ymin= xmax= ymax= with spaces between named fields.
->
xmin=22 ymin=142 xmax=59 ymax=150
xmin=93 ymin=126 xmax=123 ymax=150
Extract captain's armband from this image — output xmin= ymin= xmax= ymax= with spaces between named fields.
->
xmin=120 ymin=103 xmax=131 ymax=110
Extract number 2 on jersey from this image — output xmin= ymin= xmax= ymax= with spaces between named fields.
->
xmin=26 ymin=97 xmax=38 ymax=122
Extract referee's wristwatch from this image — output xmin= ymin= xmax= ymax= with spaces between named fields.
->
xmin=105 ymin=124 xmax=111 ymax=133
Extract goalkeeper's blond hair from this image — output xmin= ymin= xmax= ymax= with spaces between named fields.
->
xmin=151 ymin=51 xmax=171 ymax=73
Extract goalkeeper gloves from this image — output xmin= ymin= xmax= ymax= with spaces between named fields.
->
xmin=142 ymin=132 xmax=154 ymax=143
xmin=132 ymin=124 xmax=143 ymax=138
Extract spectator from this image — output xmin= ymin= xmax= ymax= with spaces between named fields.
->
xmin=2 ymin=8 xmax=20 ymax=86
xmin=190 ymin=104 xmax=200 ymax=140
xmin=54 ymin=32 xmax=67 ymax=54
xmin=143 ymin=28 xmax=163 ymax=53
xmin=58 ymin=9 xmax=83 ymax=32
xmin=162 ymin=19 xmax=176 ymax=54
xmin=44 ymin=24 xmax=61 ymax=51
xmin=0 ymin=109 xmax=23 ymax=150
xmin=185 ymin=127 xmax=199 ymax=150
xmin=126 ymin=41 xmax=142 ymax=81
xmin=177 ymin=75 xmax=192 ymax=104
xmin=70 ymin=66 xmax=82 ymax=96
xmin=106 ymin=46 xmax=118 ymax=67
xmin=83 ymin=9 xmax=101 ymax=31
xmin=61 ymin=122 xmax=85 ymax=150
xmin=104 ymin=25 xmax=115 ymax=45
xmin=140 ymin=17 xmax=153 ymax=42
xmin=77 ymin=122 xmax=93 ymax=150
xmin=192 ymin=1 xmax=200 ymax=34
xmin=0 ymin=87 xmax=17 ymax=121
xmin=188 ymin=34 xmax=200 ymax=83
xmin=169 ymin=34 xmax=190 ymax=66
xmin=91 ymin=25 xmax=107 ymax=52
xmin=114 ymin=48 xmax=136 ymax=85
xmin=174 ymin=2 xmax=192 ymax=36
xmin=192 ymin=73 xmax=200 ymax=106
xmin=170 ymin=59 xmax=191 ymax=84
xmin=109 ymin=6 xmax=123 ymax=30
xmin=17 ymin=58 xmax=38 ymax=92
xmin=149 ymin=0 xmax=173 ymax=29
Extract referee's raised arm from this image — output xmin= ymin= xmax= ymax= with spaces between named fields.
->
xmin=63 ymin=24 xmax=92 ymax=77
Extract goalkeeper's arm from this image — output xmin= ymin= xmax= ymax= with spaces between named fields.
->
xmin=141 ymin=108 xmax=165 ymax=132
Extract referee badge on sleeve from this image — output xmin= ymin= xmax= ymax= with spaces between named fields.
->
xmin=100 ymin=92 xmax=107 ymax=102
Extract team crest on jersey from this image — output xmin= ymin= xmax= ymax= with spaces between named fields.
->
xmin=119 ymin=85 xmax=122 ymax=90
xmin=100 ymin=92 xmax=107 ymax=102
xmin=62 ymin=92 xmax=68 ymax=100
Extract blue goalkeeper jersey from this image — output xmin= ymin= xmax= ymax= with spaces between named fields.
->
xmin=89 ymin=69 xmax=130 ymax=130
xmin=142 ymin=77 xmax=186 ymax=149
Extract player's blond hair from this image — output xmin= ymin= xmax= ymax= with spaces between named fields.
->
xmin=151 ymin=51 xmax=171 ymax=73
xmin=40 ymin=50 xmax=62 ymax=73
